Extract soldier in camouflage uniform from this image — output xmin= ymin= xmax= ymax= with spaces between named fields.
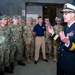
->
xmin=0 ymin=36 xmax=5 ymax=75
xmin=30 ymin=19 xmax=36 ymax=60
xmin=23 ymin=17 xmax=34 ymax=63
xmin=0 ymin=15 xmax=13 ymax=75
xmin=18 ymin=15 xmax=25 ymax=26
xmin=17 ymin=15 xmax=25 ymax=60
xmin=10 ymin=16 xmax=25 ymax=69
xmin=45 ymin=18 xmax=53 ymax=60
xmin=53 ymin=18 xmax=63 ymax=62
xmin=7 ymin=16 xmax=13 ymax=25
xmin=33 ymin=19 xmax=36 ymax=26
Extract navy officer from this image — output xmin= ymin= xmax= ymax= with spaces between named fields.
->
xmin=48 ymin=3 xmax=75 ymax=75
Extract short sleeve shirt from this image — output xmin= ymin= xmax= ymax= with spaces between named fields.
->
xmin=33 ymin=23 xmax=46 ymax=36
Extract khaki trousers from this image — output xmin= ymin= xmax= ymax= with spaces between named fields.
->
xmin=53 ymin=40 xmax=59 ymax=56
xmin=35 ymin=36 xmax=46 ymax=61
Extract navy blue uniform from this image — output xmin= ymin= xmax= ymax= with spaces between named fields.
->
xmin=52 ymin=22 xmax=75 ymax=75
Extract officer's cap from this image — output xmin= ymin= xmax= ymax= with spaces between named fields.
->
xmin=61 ymin=3 xmax=75 ymax=13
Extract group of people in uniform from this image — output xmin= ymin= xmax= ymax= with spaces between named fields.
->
xmin=1 ymin=2 xmax=75 ymax=75
xmin=0 ymin=15 xmax=26 ymax=75
xmin=45 ymin=17 xmax=63 ymax=62
xmin=0 ymin=13 xmax=64 ymax=75
xmin=0 ymin=14 xmax=63 ymax=75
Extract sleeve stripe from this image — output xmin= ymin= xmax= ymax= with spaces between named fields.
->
xmin=54 ymin=35 xmax=59 ymax=40
xmin=70 ymin=43 xmax=75 ymax=51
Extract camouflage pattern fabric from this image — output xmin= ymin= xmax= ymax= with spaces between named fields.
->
xmin=0 ymin=25 xmax=10 ymax=71
xmin=53 ymin=25 xmax=63 ymax=56
xmin=45 ymin=25 xmax=53 ymax=54
xmin=23 ymin=25 xmax=34 ymax=57
xmin=10 ymin=23 xmax=24 ymax=62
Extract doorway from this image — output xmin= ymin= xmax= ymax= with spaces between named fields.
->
xmin=43 ymin=6 xmax=56 ymax=24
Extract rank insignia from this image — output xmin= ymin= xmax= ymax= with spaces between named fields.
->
xmin=64 ymin=5 xmax=67 ymax=9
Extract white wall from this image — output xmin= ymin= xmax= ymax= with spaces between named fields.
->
xmin=27 ymin=6 xmax=43 ymax=17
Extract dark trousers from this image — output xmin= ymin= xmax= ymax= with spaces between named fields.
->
xmin=57 ymin=65 xmax=75 ymax=75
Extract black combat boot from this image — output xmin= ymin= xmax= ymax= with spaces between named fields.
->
xmin=34 ymin=61 xmax=37 ymax=64
xmin=18 ymin=60 xmax=26 ymax=66
xmin=0 ymin=71 xmax=4 ymax=75
xmin=5 ymin=66 xmax=14 ymax=73
xmin=10 ymin=62 xmax=14 ymax=70
xmin=42 ymin=59 xmax=49 ymax=62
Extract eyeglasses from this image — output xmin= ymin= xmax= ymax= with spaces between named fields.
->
xmin=62 ymin=11 xmax=74 ymax=15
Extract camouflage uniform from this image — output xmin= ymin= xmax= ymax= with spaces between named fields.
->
xmin=45 ymin=25 xmax=53 ymax=59
xmin=10 ymin=23 xmax=24 ymax=63
xmin=18 ymin=22 xmax=25 ymax=59
xmin=23 ymin=25 xmax=34 ymax=63
xmin=7 ymin=16 xmax=12 ymax=25
xmin=30 ymin=27 xmax=35 ymax=60
xmin=10 ymin=16 xmax=25 ymax=66
xmin=0 ymin=25 xmax=10 ymax=71
xmin=33 ymin=19 xmax=36 ymax=26
xmin=31 ymin=19 xmax=36 ymax=60
xmin=17 ymin=15 xmax=26 ymax=60
xmin=53 ymin=25 xmax=63 ymax=61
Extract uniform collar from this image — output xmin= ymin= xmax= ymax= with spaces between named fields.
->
xmin=68 ymin=21 xmax=75 ymax=27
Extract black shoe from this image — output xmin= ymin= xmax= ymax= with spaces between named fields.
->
xmin=0 ymin=71 xmax=4 ymax=75
xmin=18 ymin=61 xmax=26 ymax=66
xmin=34 ymin=61 xmax=37 ymax=64
xmin=43 ymin=59 xmax=48 ymax=62
xmin=5 ymin=66 xmax=14 ymax=73
xmin=10 ymin=62 xmax=14 ymax=70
